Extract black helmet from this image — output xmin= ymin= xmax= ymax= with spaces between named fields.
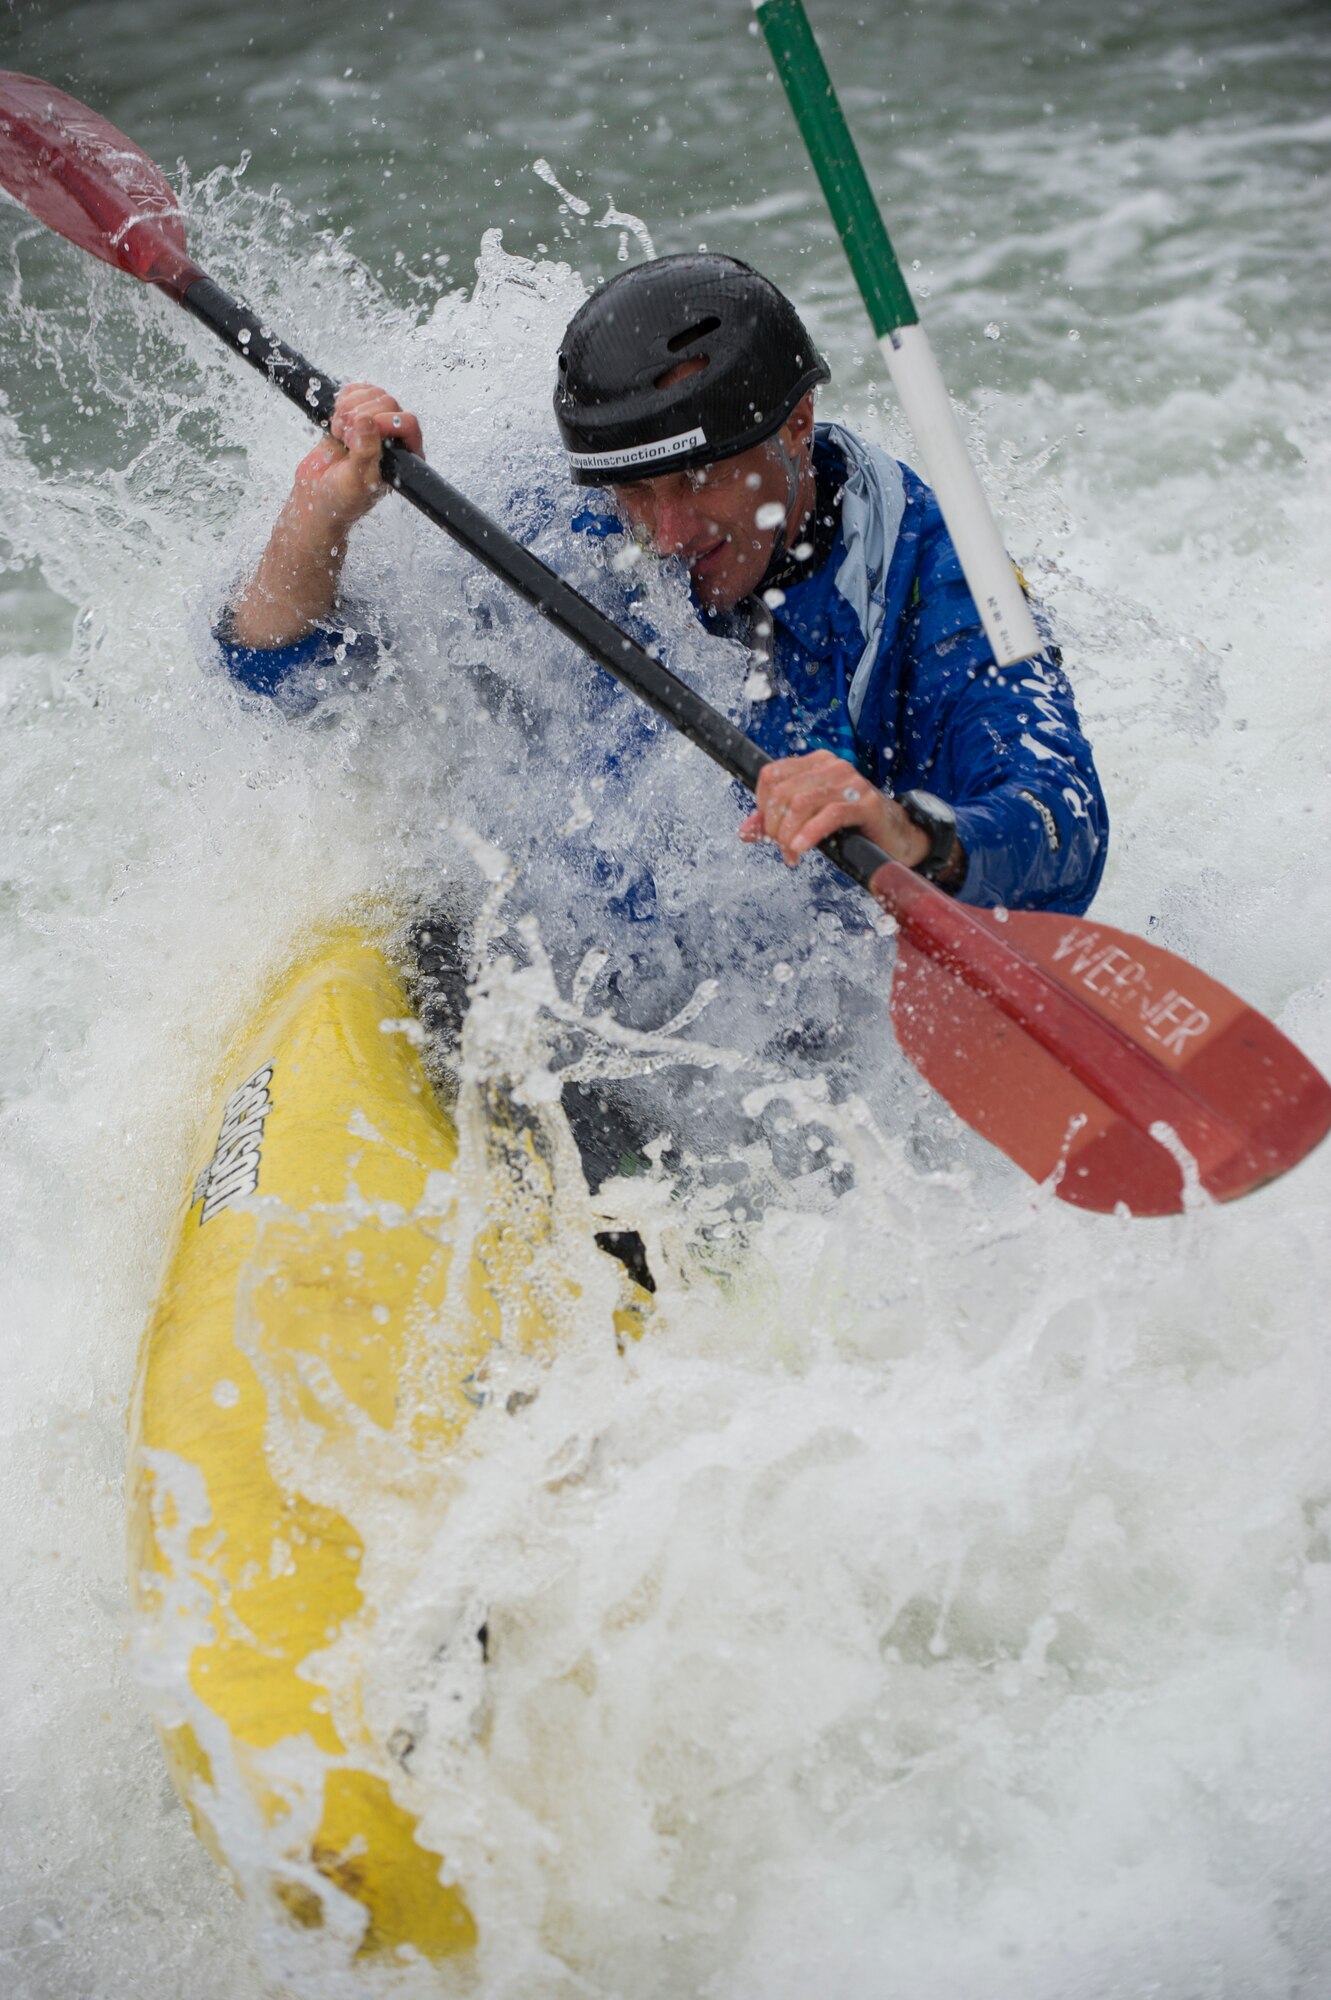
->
xmin=554 ymin=253 xmax=830 ymax=486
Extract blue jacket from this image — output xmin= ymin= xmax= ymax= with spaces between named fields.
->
xmin=218 ymin=423 xmax=1107 ymax=915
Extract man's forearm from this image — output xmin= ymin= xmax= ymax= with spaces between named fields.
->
xmin=227 ymin=491 xmax=350 ymax=649
xmin=224 ymin=385 xmax=420 ymax=650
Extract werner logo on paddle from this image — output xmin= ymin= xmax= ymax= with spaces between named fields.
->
xmin=1051 ymin=927 xmax=1210 ymax=1057
xmin=193 ymin=1065 xmax=274 ymax=1223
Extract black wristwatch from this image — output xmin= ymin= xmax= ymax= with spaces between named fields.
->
xmin=897 ymin=789 xmax=960 ymax=883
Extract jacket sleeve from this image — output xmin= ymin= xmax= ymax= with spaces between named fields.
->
xmin=211 ymin=479 xmax=586 ymax=712
xmin=212 ymin=611 xmax=383 ymax=715
xmin=892 ymin=503 xmax=1108 ymax=916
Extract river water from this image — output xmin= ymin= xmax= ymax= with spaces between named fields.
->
xmin=2 ymin=1 xmax=1329 ymax=1995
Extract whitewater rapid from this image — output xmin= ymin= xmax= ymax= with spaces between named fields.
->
xmin=2 ymin=2 xmax=1329 ymax=1994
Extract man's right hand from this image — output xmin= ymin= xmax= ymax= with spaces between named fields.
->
xmin=226 ymin=383 xmax=422 ymax=650
xmin=293 ymin=383 xmax=424 ymax=531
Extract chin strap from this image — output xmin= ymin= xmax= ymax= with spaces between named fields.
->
xmin=749 ymin=433 xmax=813 ymax=660
xmin=757 ymin=433 xmax=805 ymax=589
xmin=744 ymin=592 xmax=776 ymax=670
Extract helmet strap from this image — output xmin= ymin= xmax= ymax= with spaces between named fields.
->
xmin=756 ymin=430 xmax=812 ymax=595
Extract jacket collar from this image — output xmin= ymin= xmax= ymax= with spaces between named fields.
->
xmin=769 ymin=433 xmax=854 ymax=659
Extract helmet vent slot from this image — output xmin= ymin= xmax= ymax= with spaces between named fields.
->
xmin=654 ymin=353 xmax=710 ymax=391
xmin=664 ymin=315 xmax=721 ymax=354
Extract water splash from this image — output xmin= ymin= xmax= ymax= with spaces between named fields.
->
xmin=2 ymin=5 xmax=1330 ymax=1995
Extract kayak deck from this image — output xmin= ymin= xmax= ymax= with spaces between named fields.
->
xmin=127 ymin=931 xmax=643 ymax=1964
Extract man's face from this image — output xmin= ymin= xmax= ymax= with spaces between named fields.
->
xmin=610 ymin=396 xmax=814 ymax=614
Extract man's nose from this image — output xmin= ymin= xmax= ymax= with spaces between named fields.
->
xmin=649 ymin=488 xmax=709 ymax=556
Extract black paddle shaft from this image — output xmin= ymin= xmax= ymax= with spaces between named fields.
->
xmin=180 ymin=274 xmax=895 ymax=900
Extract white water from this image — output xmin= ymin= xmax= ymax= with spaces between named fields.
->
xmin=3 ymin=2 xmax=1330 ymax=1994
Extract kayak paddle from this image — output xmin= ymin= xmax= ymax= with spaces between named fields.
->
xmin=754 ymin=0 xmax=1041 ymax=671
xmin=2 ymin=70 xmax=1327 ymax=1215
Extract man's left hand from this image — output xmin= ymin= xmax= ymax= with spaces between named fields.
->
xmin=739 ymin=749 xmax=932 ymax=870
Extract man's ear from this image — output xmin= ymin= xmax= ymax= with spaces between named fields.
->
xmin=784 ymin=391 xmax=816 ymax=450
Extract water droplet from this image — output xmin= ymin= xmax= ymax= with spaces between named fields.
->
xmin=984 ymin=321 xmax=1002 ymax=341
xmin=212 ymin=1379 xmax=240 ymax=1409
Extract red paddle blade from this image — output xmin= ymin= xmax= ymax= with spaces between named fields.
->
xmin=0 ymin=72 xmax=200 ymax=294
xmin=888 ymin=901 xmax=1331 ymax=1215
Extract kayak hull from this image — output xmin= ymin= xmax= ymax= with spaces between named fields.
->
xmin=127 ymin=931 xmax=604 ymax=1964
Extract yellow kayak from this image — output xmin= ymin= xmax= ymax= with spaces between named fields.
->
xmin=127 ymin=931 xmax=644 ymax=1966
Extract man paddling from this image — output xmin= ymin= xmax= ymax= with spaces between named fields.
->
xmin=221 ymin=254 xmax=1107 ymax=916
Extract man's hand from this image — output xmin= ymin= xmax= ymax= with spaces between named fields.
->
xmin=739 ymin=748 xmax=933 ymax=871
xmin=227 ymin=384 xmax=422 ymax=651
xmin=293 ymin=383 xmax=424 ymax=531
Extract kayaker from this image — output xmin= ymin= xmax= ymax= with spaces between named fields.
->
xmin=221 ymin=253 xmax=1107 ymax=917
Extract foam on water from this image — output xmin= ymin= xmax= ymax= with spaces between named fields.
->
xmin=2 ymin=3 xmax=1329 ymax=1994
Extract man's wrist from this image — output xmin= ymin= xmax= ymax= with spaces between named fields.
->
xmin=897 ymin=789 xmax=964 ymax=891
xmin=933 ymin=836 xmax=968 ymax=894
xmin=283 ymin=484 xmax=368 ymax=546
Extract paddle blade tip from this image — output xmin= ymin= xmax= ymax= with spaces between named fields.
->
xmin=0 ymin=71 xmax=197 ymax=292
xmin=890 ymin=913 xmax=1331 ymax=1218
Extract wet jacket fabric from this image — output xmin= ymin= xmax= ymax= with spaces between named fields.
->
xmin=217 ymin=422 xmax=1108 ymax=914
